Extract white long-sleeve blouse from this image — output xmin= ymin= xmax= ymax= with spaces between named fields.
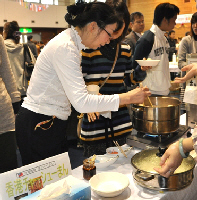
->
xmin=22 ymin=26 xmax=119 ymax=120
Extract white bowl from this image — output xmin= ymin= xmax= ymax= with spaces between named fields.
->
xmin=89 ymin=155 xmax=119 ymax=169
xmin=106 ymin=146 xmax=132 ymax=158
xmin=89 ymin=172 xmax=129 ymax=197
xmin=135 ymin=60 xmax=160 ymax=66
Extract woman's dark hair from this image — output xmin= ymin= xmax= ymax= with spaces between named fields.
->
xmin=190 ymin=12 xmax=197 ymax=40
xmin=98 ymin=0 xmax=129 ymax=60
xmin=65 ymin=1 xmax=121 ymax=30
xmin=4 ymin=21 xmax=21 ymax=44
xmin=153 ymin=3 xmax=179 ymax=26
xmin=106 ymin=0 xmax=130 ymax=43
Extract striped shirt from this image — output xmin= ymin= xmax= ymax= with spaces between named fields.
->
xmin=80 ymin=44 xmax=136 ymax=141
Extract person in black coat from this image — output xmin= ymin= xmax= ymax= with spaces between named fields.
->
xmin=27 ymin=35 xmax=38 ymax=59
xmin=168 ymin=30 xmax=177 ymax=61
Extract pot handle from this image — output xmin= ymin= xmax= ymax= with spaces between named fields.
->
xmin=131 ymin=107 xmax=144 ymax=112
xmin=135 ymin=170 xmax=154 ymax=181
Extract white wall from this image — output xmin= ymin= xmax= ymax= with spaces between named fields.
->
xmin=0 ymin=0 xmax=75 ymax=28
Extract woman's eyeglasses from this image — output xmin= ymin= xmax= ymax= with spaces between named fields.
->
xmin=103 ymin=27 xmax=112 ymax=38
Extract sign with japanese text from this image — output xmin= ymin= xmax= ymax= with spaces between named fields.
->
xmin=176 ymin=14 xmax=193 ymax=24
xmin=0 ymin=152 xmax=72 ymax=200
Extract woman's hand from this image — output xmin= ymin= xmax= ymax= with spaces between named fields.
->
xmin=119 ymin=86 xmax=151 ymax=105
xmin=129 ymin=86 xmax=151 ymax=104
xmin=174 ymin=63 xmax=197 ymax=83
xmin=154 ymin=142 xmax=183 ymax=178
xmin=87 ymin=112 xmax=100 ymax=122
xmin=154 ymin=137 xmax=195 ymax=178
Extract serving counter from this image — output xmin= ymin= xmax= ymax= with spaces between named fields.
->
xmin=71 ymin=114 xmax=197 ymax=200
xmin=72 ymin=150 xmax=197 ymax=200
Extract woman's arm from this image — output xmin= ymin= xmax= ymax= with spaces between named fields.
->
xmin=119 ymin=86 xmax=150 ymax=105
xmin=53 ymin=42 xmax=151 ymax=113
xmin=174 ymin=63 xmax=197 ymax=83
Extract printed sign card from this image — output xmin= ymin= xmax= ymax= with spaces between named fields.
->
xmin=0 ymin=152 xmax=71 ymax=200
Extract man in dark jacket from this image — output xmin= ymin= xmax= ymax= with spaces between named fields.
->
xmin=27 ymin=35 xmax=38 ymax=59
xmin=124 ymin=12 xmax=145 ymax=55
xmin=168 ymin=30 xmax=177 ymax=61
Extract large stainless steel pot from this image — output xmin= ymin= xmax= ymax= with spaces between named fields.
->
xmin=131 ymin=148 xmax=195 ymax=191
xmin=132 ymin=96 xmax=181 ymax=134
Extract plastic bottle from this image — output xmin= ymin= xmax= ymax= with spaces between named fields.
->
xmin=172 ymin=53 xmax=176 ymax=62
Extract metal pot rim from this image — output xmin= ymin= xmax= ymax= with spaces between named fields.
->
xmin=133 ymin=96 xmax=181 ymax=108
xmin=131 ymin=148 xmax=195 ymax=174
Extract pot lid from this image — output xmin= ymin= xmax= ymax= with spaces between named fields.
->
xmin=131 ymin=148 xmax=195 ymax=174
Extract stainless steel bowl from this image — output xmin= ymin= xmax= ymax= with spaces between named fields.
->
xmin=132 ymin=96 xmax=181 ymax=134
xmin=131 ymin=148 xmax=195 ymax=191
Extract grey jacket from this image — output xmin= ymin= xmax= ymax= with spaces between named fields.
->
xmin=178 ymin=35 xmax=197 ymax=69
xmin=124 ymin=31 xmax=140 ymax=55
xmin=4 ymin=39 xmax=30 ymax=96
xmin=0 ymin=35 xmax=21 ymax=134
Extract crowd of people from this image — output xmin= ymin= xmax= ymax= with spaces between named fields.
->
xmin=1 ymin=2 xmax=197 ymax=198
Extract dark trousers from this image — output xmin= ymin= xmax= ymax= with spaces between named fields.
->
xmin=16 ymin=107 xmax=68 ymax=166
xmin=0 ymin=131 xmax=17 ymax=173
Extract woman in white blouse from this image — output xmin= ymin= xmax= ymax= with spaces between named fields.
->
xmin=16 ymin=1 xmax=151 ymax=165
xmin=154 ymin=63 xmax=197 ymax=178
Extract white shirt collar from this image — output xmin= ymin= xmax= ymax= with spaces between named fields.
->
xmin=71 ymin=26 xmax=86 ymax=50
xmin=150 ymin=24 xmax=166 ymax=38
xmin=135 ymin=32 xmax=142 ymax=38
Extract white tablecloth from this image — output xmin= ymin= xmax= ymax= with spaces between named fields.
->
xmin=72 ymin=148 xmax=165 ymax=200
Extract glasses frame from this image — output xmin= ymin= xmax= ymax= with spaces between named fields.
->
xmin=102 ymin=27 xmax=112 ymax=38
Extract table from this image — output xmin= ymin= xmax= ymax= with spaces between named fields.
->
xmin=72 ymin=114 xmax=197 ymax=199
xmin=72 ymin=150 xmax=197 ymax=200
xmin=72 ymin=148 xmax=163 ymax=200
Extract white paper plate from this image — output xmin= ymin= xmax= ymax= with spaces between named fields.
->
xmin=136 ymin=60 xmax=160 ymax=66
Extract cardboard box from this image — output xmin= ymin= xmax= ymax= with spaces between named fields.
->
xmin=22 ymin=175 xmax=91 ymax=200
